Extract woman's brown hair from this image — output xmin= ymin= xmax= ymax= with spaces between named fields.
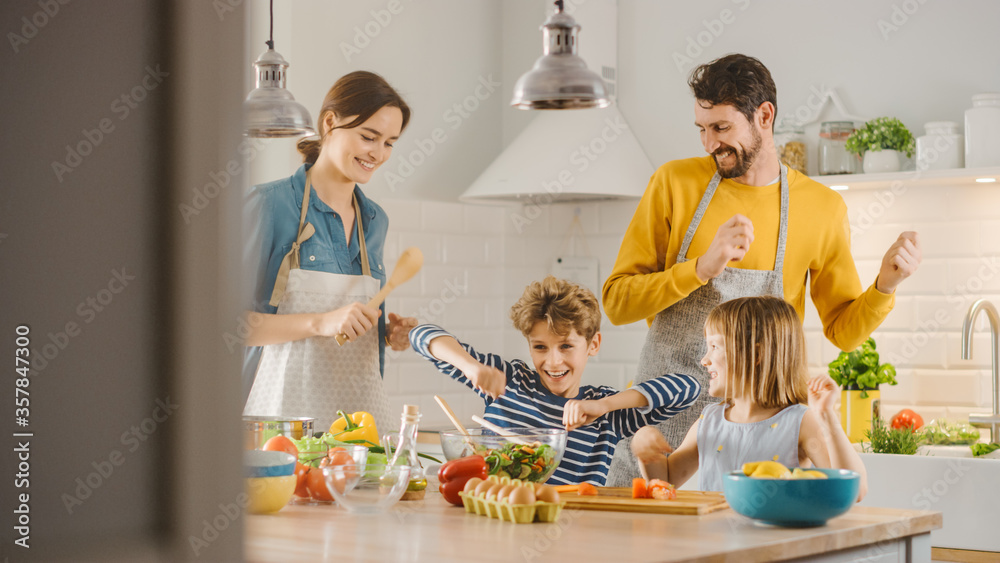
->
xmin=296 ymin=71 xmax=411 ymax=164
xmin=704 ymin=296 xmax=808 ymax=409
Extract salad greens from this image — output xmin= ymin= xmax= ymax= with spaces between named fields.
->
xmin=918 ymin=419 xmax=982 ymax=446
xmin=473 ymin=442 xmax=556 ymax=481
xmin=828 ymin=337 xmax=897 ymax=399
xmin=291 ymin=433 xmax=440 ymax=468
xmin=971 ymin=442 xmax=1000 ymax=457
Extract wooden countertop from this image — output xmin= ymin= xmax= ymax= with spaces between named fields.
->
xmin=245 ymin=495 xmax=941 ymax=563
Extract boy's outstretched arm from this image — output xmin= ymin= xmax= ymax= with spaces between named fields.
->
xmin=563 ymin=390 xmax=648 ymax=431
xmin=800 ymin=374 xmax=868 ymax=502
xmin=409 ymin=324 xmax=508 ymax=400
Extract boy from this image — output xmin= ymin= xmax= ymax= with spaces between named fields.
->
xmin=410 ymin=276 xmax=700 ymax=485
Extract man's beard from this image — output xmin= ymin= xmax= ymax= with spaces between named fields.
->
xmin=713 ymin=125 xmax=762 ymax=179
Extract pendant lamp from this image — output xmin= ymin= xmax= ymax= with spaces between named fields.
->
xmin=243 ymin=0 xmax=315 ymax=138
xmin=510 ymin=0 xmax=611 ymax=110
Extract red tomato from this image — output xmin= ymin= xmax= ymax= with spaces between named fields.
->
xmin=306 ymin=467 xmax=334 ymax=501
xmin=890 ymin=409 xmax=924 ymax=432
xmin=647 ymin=479 xmax=677 ymax=500
xmin=293 ymin=463 xmax=311 ymax=498
xmin=262 ymin=435 xmax=299 ymax=457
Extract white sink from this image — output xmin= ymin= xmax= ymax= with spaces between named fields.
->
xmin=858 ymin=452 xmax=1000 ymax=552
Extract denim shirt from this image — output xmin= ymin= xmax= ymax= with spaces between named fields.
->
xmin=242 ymin=163 xmax=388 ymax=397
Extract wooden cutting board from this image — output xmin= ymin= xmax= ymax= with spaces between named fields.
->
xmin=562 ymin=488 xmax=728 ymax=515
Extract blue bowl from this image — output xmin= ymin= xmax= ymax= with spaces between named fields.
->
xmin=243 ymin=450 xmax=296 ymax=478
xmin=722 ymin=468 xmax=860 ymax=527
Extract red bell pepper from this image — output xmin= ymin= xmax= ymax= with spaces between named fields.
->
xmin=437 ymin=455 xmax=488 ymax=506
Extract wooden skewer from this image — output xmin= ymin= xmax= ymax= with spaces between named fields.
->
xmin=471 ymin=415 xmax=532 ymax=446
xmin=434 ymin=395 xmax=470 ymax=438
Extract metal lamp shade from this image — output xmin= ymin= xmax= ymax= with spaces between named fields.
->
xmin=244 ymin=49 xmax=316 ymax=138
xmin=510 ymin=5 xmax=610 ymax=110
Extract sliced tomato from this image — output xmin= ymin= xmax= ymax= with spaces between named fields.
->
xmin=647 ymin=479 xmax=676 ymax=500
xmin=293 ymin=463 xmax=311 ymax=498
xmin=632 ymin=478 xmax=648 ymax=499
xmin=577 ymin=482 xmax=598 ymax=496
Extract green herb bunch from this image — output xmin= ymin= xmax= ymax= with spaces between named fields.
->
xmin=845 ymin=117 xmax=915 ymax=157
xmin=864 ymin=417 xmax=920 ymax=455
xmin=827 ymin=337 xmax=897 ymax=398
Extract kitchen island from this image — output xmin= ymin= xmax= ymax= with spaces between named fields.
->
xmin=246 ymin=496 xmax=941 ymax=562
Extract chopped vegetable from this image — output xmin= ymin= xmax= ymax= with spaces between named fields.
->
xmin=471 ymin=441 xmax=557 ymax=482
xmin=577 ymin=483 xmax=598 ymax=496
xmin=553 ymin=485 xmax=580 ymax=493
xmin=632 ymin=478 xmax=647 ymax=500
xmin=438 ymin=455 xmax=489 ymax=506
xmin=647 ymin=479 xmax=677 ymax=500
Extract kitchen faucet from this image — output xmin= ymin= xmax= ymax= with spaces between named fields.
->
xmin=961 ymin=299 xmax=1000 ymax=442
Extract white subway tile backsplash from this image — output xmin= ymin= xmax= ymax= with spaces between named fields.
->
xmin=463 ymin=205 xmax=505 ymax=235
xmin=503 ymin=236 xmax=525 ymax=267
xmin=913 ymin=222 xmax=981 ymax=259
xmin=401 ymin=232 xmax=444 ymax=265
xmin=440 ymin=297 xmax=488 ymax=329
xmin=443 ymin=234 xmax=488 ymax=266
xmin=421 ymin=201 xmax=468 ymax=234
xmin=549 ymin=203 xmax=600 ymax=236
xmin=944 ymin=331 xmax=994 ymax=370
xmin=598 ymin=199 xmax=641 ymax=235
xmin=504 ymin=203 xmax=550 ymax=237
xmin=850 ymin=223 xmax=907 ymax=260
xmin=876 ymin=331 xmax=946 ymax=368
xmin=892 ymin=258 xmax=950 ymax=294
xmin=878 ymin=296 xmax=916 ymax=331
xmin=582 ymin=361 xmax=626 ymax=390
xmin=421 ymin=265 xmax=469 ymax=300
xmin=880 ymin=367 xmax=914 ymax=404
xmin=981 ymin=221 xmax=1000 ymax=255
xmin=946 ymin=256 xmax=1000 ymax=293
xmin=485 ymin=236 xmax=503 ymax=264
xmin=913 ymin=370 xmax=981 ymax=407
xmin=947 ymin=185 xmax=1000 ymax=221
xmin=381 ymin=200 xmax=422 ymax=232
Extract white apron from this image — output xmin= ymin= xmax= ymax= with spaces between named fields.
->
xmin=243 ymin=172 xmax=393 ymax=435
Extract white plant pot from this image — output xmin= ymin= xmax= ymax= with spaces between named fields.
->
xmin=862 ymin=149 xmax=902 ymax=173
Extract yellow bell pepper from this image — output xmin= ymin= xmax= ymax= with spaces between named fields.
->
xmin=329 ymin=410 xmax=379 ymax=446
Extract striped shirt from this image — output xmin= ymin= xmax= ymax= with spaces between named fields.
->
xmin=410 ymin=324 xmax=701 ymax=485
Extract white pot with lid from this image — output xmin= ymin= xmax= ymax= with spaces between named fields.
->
xmin=916 ymin=121 xmax=963 ymax=171
xmin=965 ymin=92 xmax=1000 ymax=168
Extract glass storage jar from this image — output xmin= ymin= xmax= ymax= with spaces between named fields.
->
xmin=774 ymin=121 xmax=807 ymax=174
xmin=916 ymin=121 xmax=963 ymax=171
xmin=819 ymin=121 xmax=858 ymax=175
xmin=965 ymin=93 xmax=1000 ymax=168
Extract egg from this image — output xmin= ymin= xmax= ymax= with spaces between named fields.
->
xmin=495 ymin=484 xmax=516 ymax=503
xmin=534 ymin=485 xmax=560 ymax=504
xmin=474 ymin=479 xmax=494 ymax=498
xmin=485 ymin=483 xmax=506 ymax=502
xmin=508 ymin=486 xmax=536 ymax=506
xmin=463 ymin=477 xmax=484 ymax=495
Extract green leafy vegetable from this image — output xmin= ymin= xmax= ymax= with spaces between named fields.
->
xmin=291 ymin=433 xmax=440 ymax=468
xmin=473 ymin=442 xmax=556 ymax=481
xmin=971 ymin=443 xmax=1000 ymax=457
xmin=864 ymin=417 xmax=919 ymax=455
xmin=918 ymin=419 xmax=982 ymax=446
xmin=828 ymin=337 xmax=897 ymax=398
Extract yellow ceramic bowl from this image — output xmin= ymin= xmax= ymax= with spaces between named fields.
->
xmin=245 ymin=474 xmax=296 ymax=514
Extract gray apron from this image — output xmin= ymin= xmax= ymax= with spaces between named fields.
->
xmin=604 ymin=164 xmax=789 ymax=487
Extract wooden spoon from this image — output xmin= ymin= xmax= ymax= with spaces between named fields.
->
xmin=336 ymin=247 xmax=423 ymax=346
xmin=434 ymin=395 xmax=476 ymax=452
xmin=471 ymin=415 xmax=533 ymax=446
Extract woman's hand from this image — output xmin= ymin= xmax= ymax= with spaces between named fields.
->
xmin=465 ymin=363 xmax=506 ymax=400
xmin=314 ymin=302 xmax=381 ymax=342
xmin=807 ymin=374 xmax=840 ymax=413
xmin=562 ymin=399 xmax=609 ymax=432
xmin=386 ymin=312 xmax=418 ymax=351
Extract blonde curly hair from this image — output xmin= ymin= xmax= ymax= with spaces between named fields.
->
xmin=509 ymin=276 xmax=601 ymax=340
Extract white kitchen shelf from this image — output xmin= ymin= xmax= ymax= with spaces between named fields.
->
xmin=813 ymin=166 xmax=1000 ymax=191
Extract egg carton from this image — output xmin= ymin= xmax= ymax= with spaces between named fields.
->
xmin=458 ymin=476 xmax=564 ymax=524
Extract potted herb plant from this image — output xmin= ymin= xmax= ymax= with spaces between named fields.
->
xmin=845 ymin=117 xmax=915 ymax=173
xmin=827 ymin=337 xmax=898 ymax=442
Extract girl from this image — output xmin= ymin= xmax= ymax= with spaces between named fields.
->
xmin=631 ymin=296 xmax=867 ymax=500
xmin=242 ymin=71 xmax=417 ymax=434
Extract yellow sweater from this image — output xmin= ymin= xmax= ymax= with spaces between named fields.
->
xmin=602 ymin=156 xmax=893 ymax=352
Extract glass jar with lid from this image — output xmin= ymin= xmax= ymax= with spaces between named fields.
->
xmin=774 ymin=120 xmax=807 ymax=174
xmin=819 ymin=121 xmax=858 ymax=175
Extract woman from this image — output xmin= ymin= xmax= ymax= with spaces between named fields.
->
xmin=243 ymin=71 xmax=417 ymax=435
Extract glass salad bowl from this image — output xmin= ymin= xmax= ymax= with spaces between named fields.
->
xmin=322 ymin=463 xmax=412 ymax=514
xmin=439 ymin=428 xmax=567 ymax=483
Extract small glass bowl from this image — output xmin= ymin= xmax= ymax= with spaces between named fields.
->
xmin=322 ymin=464 xmax=412 ymax=514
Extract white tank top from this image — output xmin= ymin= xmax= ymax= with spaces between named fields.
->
xmin=696 ymin=402 xmax=808 ymax=491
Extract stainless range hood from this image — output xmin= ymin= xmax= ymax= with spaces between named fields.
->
xmin=461 ymin=0 xmax=653 ymax=204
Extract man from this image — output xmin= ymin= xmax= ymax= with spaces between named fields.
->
xmin=601 ymin=54 xmax=921 ymax=487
